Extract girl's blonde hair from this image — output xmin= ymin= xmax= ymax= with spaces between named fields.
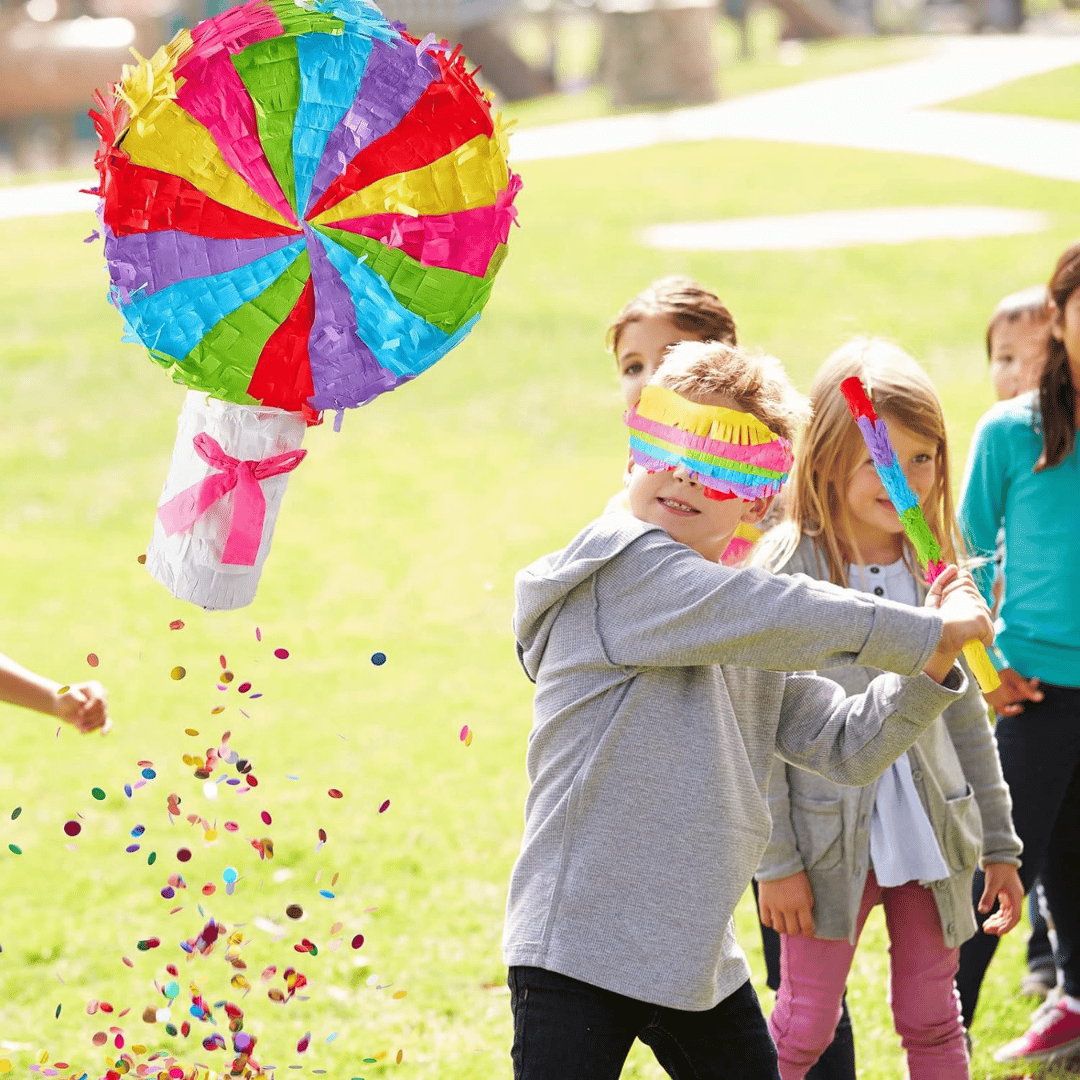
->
xmin=756 ymin=337 xmax=960 ymax=586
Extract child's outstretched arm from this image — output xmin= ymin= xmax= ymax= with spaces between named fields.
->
xmin=922 ymin=566 xmax=995 ymax=684
xmin=0 ymin=653 xmax=111 ymax=733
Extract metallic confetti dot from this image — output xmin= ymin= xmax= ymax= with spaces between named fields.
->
xmin=318 ymin=828 xmax=327 ymax=843
xmin=274 ymin=647 xmax=290 ymax=659
xmin=286 ymin=905 xmax=304 ymax=920
xmin=91 ymin=788 xmax=105 ymax=801
xmin=379 ymin=800 xmax=390 ymax=813
xmin=371 ymin=651 xmax=386 ymax=666
xmin=142 ymin=767 xmax=156 ymax=779
xmin=148 ymin=851 xmax=157 ymax=865
xmin=164 ymin=981 xmax=180 ymax=1000
xmin=176 ymin=848 xmax=192 ymax=862
xmin=170 ymin=666 xmax=186 ymax=681
xmin=351 ymin=935 xmax=364 ymax=949
xmin=223 ymin=867 xmax=238 ymax=884
xmin=202 ymin=883 xmax=216 ymax=896
xmin=261 ymin=811 xmax=272 ymax=825
xmin=220 ymin=671 xmax=234 ymax=684
xmin=465 ymin=729 xmax=474 ymax=746
xmin=137 ymin=553 xmax=147 ymax=564
xmin=126 ymin=843 xmax=141 ymax=853
xmin=131 ymin=825 xmax=145 ymax=837
xmin=86 ymin=653 xmax=99 ymax=668
xmin=169 ymin=620 xmax=185 ymax=631
xmin=249 ymin=693 xmax=263 ymax=699
xmin=124 ymin=783 xmax=132 ymax=797
xmin=10 ymin=807 xmax=21 ymax=819
xmin=63 ymin=821 xmax=81 ymax=837
xmin=392 ymin=990 xmax=408 ymax=1000
xmin=211 ymin=706 xmax=225 ymax=715
xmin=238 ymin=682 xmax=252 ymax=694
xmin=57 ymin=685 xmax=70 ymax=694
xmin=319 ymin=890 xmax=334 ymax=900
xmin=92 ymin=1033 xmax=107 ymax=1046
xmin=297 ymin=1033 xmax=310 ymax=1054
xmin=224 ymin=820 xmax=239 ymax=832
xmin=161 ymin=887 xmax=175 ymax=900
xmin=185 ymin=728 xmax=199 ymax=737
xmin=54 ymin=1003 xmax=61 ymax=1018
xmin=459 ymin=725 xmax=469 ymax=742
xmin=397 ymin=1050 xmax=404 ymax=1064
xmin=255 ymin=626 xmax=262 ymax=641
xmin=328 ymin=789 xmax=343 ymax=799
xmin=219 ymin=654 xmax=228 ymax=669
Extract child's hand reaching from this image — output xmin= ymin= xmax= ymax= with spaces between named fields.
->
xmin=758 ymin=871 xmax=815 ymax=937
xmin=978 ymin=862 xmax=1024 ymax=936
xmin=985 ymin=668 xmax=1043 ymax=718
xmin=54 ymin=681 xmax=111 ymax=734
xmin=922 ymin=566 xmax=994 ymax=684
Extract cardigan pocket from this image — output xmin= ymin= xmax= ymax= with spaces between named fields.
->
xmin=941 ymin=784 xmax=982 ymax=872
xmin=790 ymin=791 xmax=844 ymax=872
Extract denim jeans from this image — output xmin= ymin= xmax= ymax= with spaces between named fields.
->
xmin=508 ymin=965 xmax=780 ymax=1080
xmin=956 ymin=682 xmax=1080 ymax=1027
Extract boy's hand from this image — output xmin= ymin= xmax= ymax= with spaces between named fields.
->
xmin=54 ymin=681 xmax=111 ymax=734
xmin=923 ymin=566 xmax=994 ymax=684
xmin=985 ymin=668 xmax=1043 ymax=717
xmin=758 ymin=871 xmax=815 ymax=937
xmin=979 ymin=862 xmax=1024 ymax=936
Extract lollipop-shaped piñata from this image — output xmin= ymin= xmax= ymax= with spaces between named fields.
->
xmin=91 ymin=0 xmax=520 ymax=610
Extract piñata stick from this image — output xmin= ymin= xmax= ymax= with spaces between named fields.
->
xmin=839 ymin=376 xmax=1000 ymax=693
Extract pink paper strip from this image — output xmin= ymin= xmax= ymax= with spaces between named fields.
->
xmin=331 ymin=173 xmax=521 ymax=276
xmin=157 ymin=433 xmax=307 ymax=566
xmin=174 ymin=0 xmax=298 ymax=226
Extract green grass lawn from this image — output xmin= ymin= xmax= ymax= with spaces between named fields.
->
xmin=502 ymin=9 xmax=927 ymax=128
xmin=2 ymin=129 xmax=1076 ymax=1079
xmin=944 ymin=61 xmax=1080 ymax=122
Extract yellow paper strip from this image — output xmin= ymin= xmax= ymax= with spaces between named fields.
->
xmin=311 ymin=133 xmax=509 ymax=226
xmin=122 ymin=99 xmax=294 ymax=230
xmin=638 ymin=384 xmax=783 ymax=447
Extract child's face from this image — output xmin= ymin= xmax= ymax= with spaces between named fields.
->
xmin=989 ymin=313 xmax=1049 ymax=400
xmin=616 ymin=316 xmax=706 ymax=407
xmin=845 ymin=417 xmax=938 ymax=564
xmin=626 ymin=392 xmax=771 ymax=561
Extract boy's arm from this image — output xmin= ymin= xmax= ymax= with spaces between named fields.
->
xmin=0 ymin=653 xmax=110 ymax=732
xmin=775 ymin=666 xmax=965 ymax=788
xmin=598 ymin=532 xmax=942 ymax=678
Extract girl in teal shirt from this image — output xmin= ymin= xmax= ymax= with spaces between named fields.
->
xmin=957 ymin=239 xmax=1080 ymax=1069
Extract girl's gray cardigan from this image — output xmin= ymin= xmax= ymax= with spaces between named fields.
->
xmin=755 ymin=536 xmax=1022 ymax=948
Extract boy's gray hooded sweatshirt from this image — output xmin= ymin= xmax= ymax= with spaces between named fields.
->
xmin=505 ymin=513 xmax=965 ymax=1012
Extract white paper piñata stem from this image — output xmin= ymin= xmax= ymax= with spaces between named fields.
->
xmin=145 ymin=392 xmax=307 ymax=611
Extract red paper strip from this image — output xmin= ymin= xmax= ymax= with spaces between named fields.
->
xmin=307 ymin=65 xmax=494 ymax=221
xmin=247 ymin=276 xmax=320 ymax=422
xmin=102 ymin=151 xmax=301 ymax=240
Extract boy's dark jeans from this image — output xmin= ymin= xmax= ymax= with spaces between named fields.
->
xmin=956 ymin=682 xmax=1080 ymax=1027
xmin=508 ymin=965 xmax=780 ymax=1080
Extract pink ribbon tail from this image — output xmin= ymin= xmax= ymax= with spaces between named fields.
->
xmin=157 ymin=433 xmax=307 ymax=566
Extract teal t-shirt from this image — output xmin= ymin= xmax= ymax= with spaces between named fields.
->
xmin=960 ymin=391 xmax=1080 ymax=686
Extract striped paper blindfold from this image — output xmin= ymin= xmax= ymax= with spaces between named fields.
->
xmin=626 ymin=384 xmax=794 ymax=501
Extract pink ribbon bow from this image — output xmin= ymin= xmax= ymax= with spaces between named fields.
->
xmin=157 ymin=433 xmax=307 ymax=566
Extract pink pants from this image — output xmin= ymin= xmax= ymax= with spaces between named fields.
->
xmin=768 ymin=870 xmax=969 ymax=1080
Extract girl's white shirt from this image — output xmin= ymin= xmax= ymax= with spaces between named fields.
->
xmin=850 ymin=560 xmax=951 ymax=887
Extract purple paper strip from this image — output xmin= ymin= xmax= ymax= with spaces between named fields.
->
xmin=303 ymin=224 xmax=405 ymax=409
xmin=856 ymin=416 xmax=896 ymax=468
xmin=304 ymin=34 xmax=439 ymax=216
xmin=104 ymin=228 xmax=295 ymax=298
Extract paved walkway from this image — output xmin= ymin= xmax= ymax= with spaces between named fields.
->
xmin=2 ymin=31 xmax=1079 ymax=222
xmin=511 ymin=33 xmax=1080 ymax=182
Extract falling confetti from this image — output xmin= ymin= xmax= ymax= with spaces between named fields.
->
xmin=274 ymin=648 xmax=290 ymax=660
xmin=10 ymin=807 xmax=20 ymax=820
xmin=169 ymin=620 xmax=185 ymax=631
xmin=328 ymin=789 xmax=343 ymax=800
xmin=86 ymin=653 xmax=99 ymax=668
xmin=379 ymin=800 xmax=391 ymax=814
xmin=170 ymin=666 xmax=186 ymax=681
xmin=63 ymin=821 xmax=82 ymax=837
xmin=371 ymin=652 xmax=387 ymax=666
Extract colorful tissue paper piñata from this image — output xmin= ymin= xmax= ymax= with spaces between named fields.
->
xmin=90 ymin=0 xmax=520 ymax=610
xmin=626 ymin=384 xmax=794 ymax=501
xmin=839 ymin=376 xmax=1000 ymax=693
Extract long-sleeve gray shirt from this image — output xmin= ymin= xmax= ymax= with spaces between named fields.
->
xmin=506 ymin=512 xmax=965 ymax=1010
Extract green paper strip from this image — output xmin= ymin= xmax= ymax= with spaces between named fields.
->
xmin=233 ymin=35 xmax=303 ymax=218
xmin=900 ymin=507 xmax=942 ymax=566
xmin=319 ymin=226 xmax=503 ymax=335
xmin=173 ymin=251 xmax=312 ymax=405
xmin=267 ymin=1 xmax=345 ymax=35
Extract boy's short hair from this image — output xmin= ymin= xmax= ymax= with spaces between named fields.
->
xmin=607 ymin=276 xmax=737 ymax=354
xmin=986 ymin=284 xmax=1051 ymax=358
xmin=652 ymin=340 xmax=810 ymax=444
